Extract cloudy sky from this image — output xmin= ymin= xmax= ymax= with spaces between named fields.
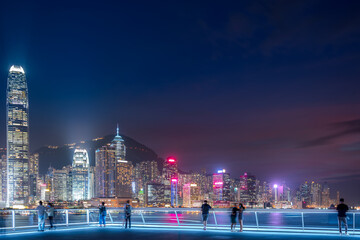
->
xmin=1 ymin=0 xmax=360 ymax=204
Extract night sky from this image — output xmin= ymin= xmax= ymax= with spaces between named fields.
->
xmin=1 ymin=1 xmax=360 ymax=204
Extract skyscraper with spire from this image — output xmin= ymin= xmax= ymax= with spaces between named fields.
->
xmin=6 ymin=65 xmax=30 ymax=206
xmin=113 ymin=125 xmax=132 ymax=198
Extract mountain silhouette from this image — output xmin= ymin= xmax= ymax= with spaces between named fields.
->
xmin=35 ymin=134 xmax=164 ymax=174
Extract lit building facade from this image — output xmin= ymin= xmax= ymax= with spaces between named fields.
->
xmin=71 ymin=149 xmax=90 ymax=200
xmin=145 ymin=183 xmax=165 ymax=207
xmin=95 ymin=144 xmax=116 ymax=198
xmin=183 ymin=183 xmax=201 ymax=207
xmin=162 ymin=157 xmax=178 ymax=205
xmin=6 ymin=65 xmax=30 ymax=206
xmin=239 ymin=172 xmax=257 ymax=206
xmin=112 ymin=126 xmax=132 ymax=198
xmin=212 ymin=169 xmax=232 ymax=202
xmin=29 ymin=153 xmax=39 ymax=202
xmin=53 ymin=167 xmax=71 ymax=201
xmin=0 ymin=148 xmax=7 ymax=203
xmin=133 ymin=160 xmax=160 ymax=203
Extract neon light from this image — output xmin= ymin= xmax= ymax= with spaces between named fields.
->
xmin=214 ymin=182 xmax=223 ymax=185
xmin=217 ymin=170 xmax=223 ymax=173
xmin=168 ymin=159 xmax=175 ymax=162
xmin=190 ymin=184 xmax=197 ymax=187
xmin=171 ymin=179 xmax=178 ymax=182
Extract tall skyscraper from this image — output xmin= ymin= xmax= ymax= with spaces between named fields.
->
xmin=113 ymin=126 xmax=132 ymax=198
xmin=239 ymin=172 xmax=257 ymax=206
xmin=0 ymin=148 xmax=7 ymax=204
xmin=95 ymin=144 xmax=116 ymax=198
xmin=6 ymin=65 xmax=30 ymax=206
xmin=162 ymin=157 xmax=178 ymax=206
xmin=29 ymin=153 xmax=39 ymax=202
xmin=71 ymin=149 xmax=90 ymax=200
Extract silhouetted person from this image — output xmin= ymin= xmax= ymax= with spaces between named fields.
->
xmin=99 ymin=202 xmax=107 ymax=227
xmin=238 ymin=203 xmax=245 ymax=232
xmin=230 ymin=203 xmax=238 ymax=232
xmin=36 ymin=201 xmax=46 ymax=231
xmin=124 ymin=200 xmax=132 ymax=229
xmin=47 ymin=203 xmax=55 ymax=230
xmin=201 ymin=200 xmax=212 ymax=230
xmin=337 ymin=198 xmax=349 ymax=235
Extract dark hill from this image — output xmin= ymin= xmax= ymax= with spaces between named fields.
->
xmin=35 ymin=134 xmax=164 ymax=174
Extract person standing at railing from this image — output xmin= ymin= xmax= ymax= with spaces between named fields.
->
xmin=46 ymin=203 xmax=55 ymax=230
xmin=124 ymin=200 xmax=132 ymax=229
xmin=201 ymin=200 xmax=212 ymax=230
xmin=99 ymin=202 xmax=107 ymax=227
xmin=337 ymin=198 xmax=349 ymax=235
xmin=238 ymin=203 xmax=245 ymax=232
xmin=36 ymin=201 xmax=46 ymax=232
xmin=230 ymin=203 xmax=239 ymax=232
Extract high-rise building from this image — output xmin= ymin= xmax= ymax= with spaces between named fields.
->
xmin=95 ymin=144 xmax=116 ymax=198
xmin=162 ymin=157 xmax=178 ymax=206
xmin=0 ymin=148 xmax=7 ymax=203
xmin=71 ymin=149 xmax=90 ymax=200
xmin=29 ymin=153 xmax=39 ymax=202
xmin=133 ymin=160 xmax=160 ymax=202
xmin=310 ymin=181 xmax=322 ymax=207
xmin=321 ymin=182 xmax=331 ymax=208
xmin=6 ymin=65 xmax=30 ymax=206
xmin=297 ymin=181 xmax=311 ymax=208
xmin=145 ymin=183 xmax=165 ymax=207
xmin=53 ymin=166 xmax=71 ymax=201
xmin=239 ymin=173 xmax=257 ymax=206
xmin=113 ymin=126 xmax=132 ymax=198
xmin=183 ymin=183 xmax=201 ymax=207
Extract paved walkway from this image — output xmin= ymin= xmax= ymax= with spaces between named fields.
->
xmin=0 ymin=226 xmax=358 ymax=240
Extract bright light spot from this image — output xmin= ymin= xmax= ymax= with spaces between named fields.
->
xmin=9 ymin=65 xmax=25 ymax=73
xmin=214 ymin=182 xmax=223 ymax=185
xmin=171 ymin=179 xmax=178 ymax=182
xmin=274 ymin=184 xmax=278 ymax=189
xmin=190 ymin=183 xmax=197 ymax=187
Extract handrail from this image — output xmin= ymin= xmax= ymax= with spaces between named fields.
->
xmin=1 ymin=208 xmax=359 ymax=234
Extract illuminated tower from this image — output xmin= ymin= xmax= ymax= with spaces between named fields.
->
xmin=95 ymin=144 xmax=116 ymax=197
xmin=71 ymin=149 xmax=90 ymax=200
xmin=6 ymin=65 xmax=29 ymax=206
xmin=112 ymin=125 xmax=132 ymax=198
xmin=162 ymin=157 xmax=178 ymax=206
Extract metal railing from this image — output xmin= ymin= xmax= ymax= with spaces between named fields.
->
xmin=0 ymin=208 xmax=359 ymax=234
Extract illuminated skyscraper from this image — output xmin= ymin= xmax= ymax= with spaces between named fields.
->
xmin=113 ymin=125 xmax=132 ymax=198
xmin=239 ymin=172 xmax=257 ymax=206
xmin=162 ymin=157 xmax=178 ymax=206
xmin=183 ymin=183 xmax=201 ymax=207
xmin=212 ymin=169 xmax=232 ymax=202
xmin=53 ymin=166 xmax=71 ymax=201
xmin=29 ymin=153 xmax=39 ymax=202
xmin=6 ymin=65 xmax=29 ymax=206
xmin=95 ymin=144 xmax=116 ymax=197
xmin=71 ymin=149 xmax=90 ymax=200
xmin=0 ymin=148 xmax=7 ymax=203
xmin=133 ymin=160 xmax=160 ymax=202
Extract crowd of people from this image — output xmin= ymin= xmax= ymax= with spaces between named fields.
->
xmin=34 ymin=198 xmax=350 ymax=235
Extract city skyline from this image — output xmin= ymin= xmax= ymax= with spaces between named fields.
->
xmin=0 ymin=1 xmax=360 ymax=206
